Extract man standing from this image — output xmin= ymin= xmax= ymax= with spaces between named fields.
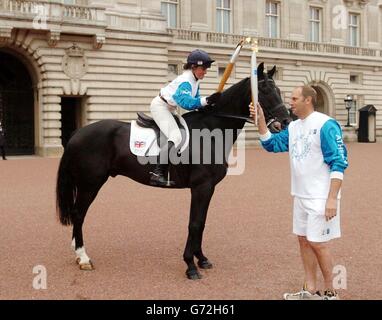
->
xmin=250 ymin=86 xmax=348 ymax=300
xmin=0 ymin=120 xmax=6 ymax=160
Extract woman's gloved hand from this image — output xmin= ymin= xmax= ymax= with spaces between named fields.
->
xmin=206 ymin=92 xmax=222 ymax=107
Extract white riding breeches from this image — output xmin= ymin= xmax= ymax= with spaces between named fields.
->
xmin=150 ymin=96 xmax=182 ymax=148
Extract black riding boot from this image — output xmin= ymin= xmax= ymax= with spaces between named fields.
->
xmin=150 ymin=141 xmax=175 ymax=187
xmin=1 ymin=147 xmax=6 ymax=160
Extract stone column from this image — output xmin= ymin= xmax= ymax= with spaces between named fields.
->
xmin=180 ymin=0 xmax=192 ymax=29
xmin=361 ymin=5 xmax=368 ymax=48
xmin=138 ymin=0 xmax=162 ymax=15
xmin=103 ymin=0 xmax=167 ymax=33
xmin=256 ymin=0 xmax=265 ymax=37
xmin=288 ymin=0 xmax=305 ymax=41
xmin=281 ymin=0 xmax=290 ymax=39
xmin=40 ymin=92 xmax=63 ymax=156
xmin=322 ymin=1 xmax=331 ymax=43
xmin=330 ymin=0 xmax=346 ymax=45
xmin=242 ymin=0 xmax=258 ymax=36
xmin=190 ymin=0 xmax=208 ymax=31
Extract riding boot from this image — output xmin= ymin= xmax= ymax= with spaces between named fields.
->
xmin=150 ymin=141 xmax=175 ymax=187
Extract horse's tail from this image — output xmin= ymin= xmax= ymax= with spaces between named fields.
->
xmin=56 ymin=149 xmax=76 ymax=226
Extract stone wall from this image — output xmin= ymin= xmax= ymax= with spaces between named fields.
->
xmin=1 ymin=0 xmax=381 ymax=156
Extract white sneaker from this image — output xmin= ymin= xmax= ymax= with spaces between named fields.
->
xmin=283 ymin=289 xmax=322 ymax=300
xmin=323 ymin=290 xmax=339 ymax=300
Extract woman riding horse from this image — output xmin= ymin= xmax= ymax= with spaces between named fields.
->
xmin=150 ymin=49 xmax=221 ymax=186
xmin=56 ymin=62 xmax=291 ymax=279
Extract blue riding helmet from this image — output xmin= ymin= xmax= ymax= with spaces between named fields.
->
xmin=187 ymin=49 xmax=215 ymax=68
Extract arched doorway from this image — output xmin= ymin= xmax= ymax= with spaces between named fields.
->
xmin=0 ymin=52 xmax=34 ymax=155
xmin=310 ymin=81 xmax=336 ymax=118
xmin=313 ymin=86 xmax=328 ymax=114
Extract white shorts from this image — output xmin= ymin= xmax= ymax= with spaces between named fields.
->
xmin=293 ymin=197 xmax=341 ymax=243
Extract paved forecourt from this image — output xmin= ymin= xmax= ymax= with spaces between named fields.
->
xmin=0 ymin=143 xmax=381 ymax=300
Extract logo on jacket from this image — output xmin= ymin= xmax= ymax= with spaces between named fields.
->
xmin=291 ymin=133 xmax=312 ymax=161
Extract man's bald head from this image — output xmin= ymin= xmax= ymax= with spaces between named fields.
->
xmin=295 ymin=86 xmax=317 ymax=107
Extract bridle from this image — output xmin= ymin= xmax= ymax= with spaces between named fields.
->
xmin=257 ymin=78 xmax=286 ymax=128
xmin=264 ymin=103 xmax=286 ymax=128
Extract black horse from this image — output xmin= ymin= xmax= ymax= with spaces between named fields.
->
xmin=56 ymin=63 xmax=291 ymax=279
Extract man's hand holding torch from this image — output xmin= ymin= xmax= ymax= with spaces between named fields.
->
xmin=249 ymin=102 xmax=268 ymax=135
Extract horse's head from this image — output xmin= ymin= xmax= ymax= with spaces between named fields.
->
xmin=257 ymin=62 xmax=292 ymax=132
xmin=210 ymin=63 xmax=291 ymax=132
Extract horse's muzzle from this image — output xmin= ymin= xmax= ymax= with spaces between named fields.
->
xmin=269 ymin=121 xmax=282 ymax=133
xmin=269 ymin=118 xmax=292 ymax=133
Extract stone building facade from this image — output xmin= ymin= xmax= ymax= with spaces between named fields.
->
xmin=0 ymin=0 xmax=381 ymax=156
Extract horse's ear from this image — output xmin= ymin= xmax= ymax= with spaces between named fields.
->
xmin=257 ymin=62 xmax=264 ymax=77
xmin=268 ymin=65 xmax=276 ymax=78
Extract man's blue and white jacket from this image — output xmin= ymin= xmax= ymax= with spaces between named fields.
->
xmin=260 ymin=112 xmax=348 ymax=199
xmin=160 ymin=70 xmax=208 ymax=110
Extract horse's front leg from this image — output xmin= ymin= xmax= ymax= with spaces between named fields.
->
xmin=184 ymin=182 xmax=215 ymax=280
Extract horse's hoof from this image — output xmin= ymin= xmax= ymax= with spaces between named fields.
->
xmin=186 ymin=270 xmax=202 ymax=280
xmin=198 ymin=260 xmax=213 ymax=269
xmin=76 ymin=258 xmax=94 ymax=271
xmin=79 ymin=262 xmax=94 ymax=271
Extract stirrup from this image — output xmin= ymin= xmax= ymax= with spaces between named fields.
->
xmin=149 ymin=171 xmax=175 ymax=187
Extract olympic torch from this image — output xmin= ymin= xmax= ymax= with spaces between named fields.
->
xmin=217 ymin=40 xmax=245 ymax=92
xmin=250 ymin=38 xmax=259 ymax=126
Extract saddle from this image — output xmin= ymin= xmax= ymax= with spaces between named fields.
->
xmin=130 ymin=112 xmax=189 ymax=157
xmin=136 ymin=112 xmax=160 ymax=129
xmin=137 ymin=112 xmax=183 ymax=129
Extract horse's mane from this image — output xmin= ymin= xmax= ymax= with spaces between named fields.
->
xmin=221 ymin=77 xmax=250 ymax=101
xmin=214 ymin=77 xmax=251 ymax=116
xmin=182 ymin=77 xmax=251 ymax=125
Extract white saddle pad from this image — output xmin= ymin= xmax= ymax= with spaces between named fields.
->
xmin=130 ymin=116 xmax=189 ymax=157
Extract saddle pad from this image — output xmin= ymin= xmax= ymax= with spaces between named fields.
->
xmin=130 ymin=116 xmax=189 ymax=157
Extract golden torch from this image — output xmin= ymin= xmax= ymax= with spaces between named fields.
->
xmin=217 ymin=40 xmax=245 ymax=92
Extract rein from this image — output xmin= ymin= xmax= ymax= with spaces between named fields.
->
xmin=211 ymin=102 xmax=286 ymax=127
xmin=213 ymin=113 xmax=254 ymax=124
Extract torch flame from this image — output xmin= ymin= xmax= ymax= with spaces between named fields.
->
xmin=251 ymin=38 xmax=259 ymax=53
xmin=244 ymin=37 xmax=259 ymax=52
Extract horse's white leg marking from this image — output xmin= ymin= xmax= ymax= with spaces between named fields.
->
xmin=75 ymin=246 xmax=91 ymax=265
xmin=72 ymin=238 xmax=93 ymax=269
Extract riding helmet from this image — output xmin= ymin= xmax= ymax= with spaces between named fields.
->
xmin=187 ymin=49 xmax=215 ymax=68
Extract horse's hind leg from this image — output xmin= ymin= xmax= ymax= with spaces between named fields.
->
xmin=72 ymin=185 xmax=103 ymax=270
xmin=183 ymin=183 xmax=215 ymax=280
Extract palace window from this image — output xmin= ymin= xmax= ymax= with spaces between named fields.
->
xmin=168 ymin=64 xmax=179 ymax=77
xmin=350 ymin=73 xmax=362 ymax=84
xmin=216 ymin=0 xmax=231 ymax=33
xmin=161 ymin=0 xmax=178 ymax=28
xmin=218 ymin=66 xmax=226 ymax=77
xmin=309 ymin=7 xmax=322 ymax=42
xmin=266 ymin=1 xmax=279 ymax=38
xmin=349 ymin=13 xmax=360 ymax=47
